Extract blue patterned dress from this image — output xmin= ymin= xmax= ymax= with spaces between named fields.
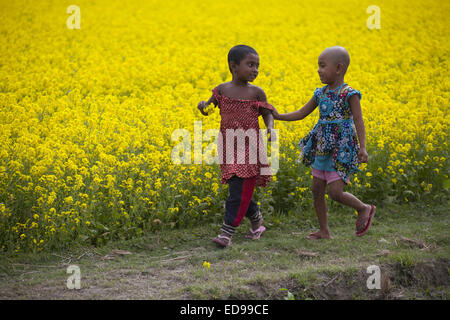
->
xmin=298 ymin=83 xmax=361 ymax=182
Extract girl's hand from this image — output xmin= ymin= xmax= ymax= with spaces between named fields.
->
xmin=197 ymin=101 xmax=209 ymax=116
xmin=267 ymin=128 xmax=277 ymax=142
xmin=358 ymin=147 xmax=368 ymax=163
xmin=270 ymin=96 xmax=317 ymax=121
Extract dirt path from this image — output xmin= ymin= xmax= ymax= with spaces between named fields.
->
xmin=1 ymin=204 xmax=449 ymax=300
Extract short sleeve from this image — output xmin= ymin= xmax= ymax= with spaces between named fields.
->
xmin=256 ymin=101 xmax=274 ymax=111
xmin=313 ymin=87 xmax=324 ymax=104
xmin=212 ymin=87 xmax=221 ymax=105
xmin=345 ymin=88 xmax=362 ymax=106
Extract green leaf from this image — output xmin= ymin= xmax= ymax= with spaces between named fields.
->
xmin=443 ymin=179 xmax=450 ymax=190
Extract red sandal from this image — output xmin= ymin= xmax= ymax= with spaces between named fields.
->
xmin=356 ymin=205 xmax=376 ymax=237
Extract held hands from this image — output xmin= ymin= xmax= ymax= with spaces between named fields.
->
xmin=271 ymin=107 xmax=280 ymax=120
xmin=358 ymin=147 xmax=368 ymax=163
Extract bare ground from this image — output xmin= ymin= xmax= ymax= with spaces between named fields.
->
xmin=0 ymin=204 xmax=449 ymax=300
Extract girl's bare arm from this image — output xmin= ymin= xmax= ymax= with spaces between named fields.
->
xmin=260 ymin=107 xmax=273 ymax=126
xmin=256 ymin=88 xmax=276 ymax=141
xmin=197 ymin=94 xmax=218 ymax=116
xmin=272 ymin=96 xmax=317 ymax=121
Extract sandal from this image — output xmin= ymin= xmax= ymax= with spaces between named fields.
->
xmin=355 ymin=205 xmax=376 ymax=237
xmin=245 ymin=225 xmax=266 ymax=240
xmin=212 ymin=234 xmax=232 ymax=247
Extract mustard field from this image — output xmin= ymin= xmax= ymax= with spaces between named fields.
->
xmin=0 ymin=0 xmax=448 ymax=251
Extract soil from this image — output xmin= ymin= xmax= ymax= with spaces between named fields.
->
xmin=0 ymin=258 xmax=448 ymax=300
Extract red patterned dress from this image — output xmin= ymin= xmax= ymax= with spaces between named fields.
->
xmin=212 ymin=87 xmax=274 ymax=187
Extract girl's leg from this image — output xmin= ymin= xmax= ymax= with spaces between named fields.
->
xmin=219 ymin=176 xmax=257 ymax=239
xmin=307 ymin=176 xmax=333 ymax=239
xmin=245 ymin=198 xmax=263 ymax=231
xmin=327 ymin=179 xmax=374 ymax=232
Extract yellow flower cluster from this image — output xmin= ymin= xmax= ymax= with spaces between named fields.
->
xmin=0 ymin=0 xmax=448 ymax=251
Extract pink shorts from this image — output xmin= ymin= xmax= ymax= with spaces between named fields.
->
xmin=312 ymin=168 xmax=350 ymax=184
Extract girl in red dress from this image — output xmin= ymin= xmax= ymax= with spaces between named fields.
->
xmin=197 ymin=45 xmax=275 ymax=247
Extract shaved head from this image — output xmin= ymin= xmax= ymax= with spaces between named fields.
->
xmin=320 ymin=46 xmax=350 ymax=74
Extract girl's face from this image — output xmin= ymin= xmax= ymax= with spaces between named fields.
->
xmin=232 ymin=53 xmax=259 ymax=82
xmin=317 ymin=53 xmax=338 ymax=84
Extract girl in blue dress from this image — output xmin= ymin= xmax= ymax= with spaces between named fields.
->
xmin=272 ymin=46 xmax=375 ymax=239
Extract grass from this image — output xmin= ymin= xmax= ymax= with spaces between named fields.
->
xmin=0 ymin=202 xmax=448 ymax=300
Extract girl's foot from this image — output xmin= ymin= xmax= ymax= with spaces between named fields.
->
xmin=245 ymin=225 xmax=266 ymax=240
xmin=212 ymin=233 xmax=232 ymax=247
xmin=356 ymin=205 xmax=376 ymax=236
xmin=305 ymin=230 xmax=333 ymax=240
xmin=250 ymin=218 xmax=263 ymax=232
